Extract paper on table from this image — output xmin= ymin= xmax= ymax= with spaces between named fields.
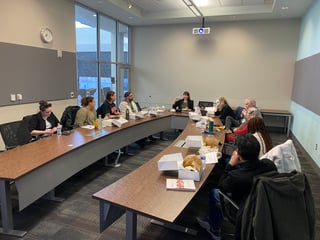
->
xmin=81 ymin=125 xmax=95 ymax=129
xmin=204 ymin=151 xmax=219 ymax=164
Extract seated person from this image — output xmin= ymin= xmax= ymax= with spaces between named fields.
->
xmin=119 ymin=91 xmax=139 ymax=114
xmin=197 ymin=134 xmax=277 ymax=239
xmin=225 ymin=98 xmax=262 ymax=131
xmin=119 ymin=92 xmax=156 ymax=147
xmin=29 ymin=100 xmax=59 ymax=137
xmin=226 ymin=107 xmax=261 ymax=143
xmin=247 ymin=117 xmax=273 ymax=158
xmin=97 ymin=90 xmax=120 ymax=118
xmin=74 ymin=96 xmax=97 ymax=127
xmin=172 ymin=91 xmax=194 ymax=111
xmin=215 ymin=97 xmax=234 ymax=124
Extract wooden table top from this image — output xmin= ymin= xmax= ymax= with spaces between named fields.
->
xmin=0 ymin=112 xmax=189 ymax=181
xmin=93 ymin=117 xmax=224 ymax=223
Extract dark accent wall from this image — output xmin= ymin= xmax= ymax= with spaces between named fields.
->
xmin=292 ymin=52 xmax=320 ymax=115
xmin=0 ymin=42 xmax=77 ymax=106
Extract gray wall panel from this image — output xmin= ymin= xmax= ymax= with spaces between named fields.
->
xmin=0 ymin=42 xmax=77 ymax=106
xmin=292 ymin=52 xmax=320 ymax=115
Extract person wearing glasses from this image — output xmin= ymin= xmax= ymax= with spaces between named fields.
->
xmin=28 ymin=100 xmax=59 ymax=137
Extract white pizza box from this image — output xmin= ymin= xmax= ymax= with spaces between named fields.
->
xmin=185 ymin=135 xmax=203 ymax=148
xmin=177 ymin=159 xmax=205 ymax=182
xmin=157 ymin=153 xmax=183 ymax=171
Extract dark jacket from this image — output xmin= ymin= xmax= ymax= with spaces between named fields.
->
xmin=215 ymin=104 xmax=234 ymax=121
xmin=241 ymin=171 xmax=315 ymax=240
xmin=28 ymin=112 xmax=59 ymax=132
xmin=97 ymin=100 xmax=119 ymax=118
xmin=172 ymin=99 xmax=194 ymax=111
xmin=219 ymin=159 xmax=277 ymax=240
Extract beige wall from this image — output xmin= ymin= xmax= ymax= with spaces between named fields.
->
xmin=0 ymin=0 xmax=76 ymax=150
xmin=0 ymin=0 xmax=75 ymax=52
xmin=132 ymin=19 xmax=300 ymax=110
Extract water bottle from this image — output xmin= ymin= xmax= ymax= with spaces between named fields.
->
xmin=57 ymin=124 xmax=62 ymax=136
xmin=125 ymin=109 xmax=129 ymax=120
xmin=98 ymin=114 xmax=102 ymax=130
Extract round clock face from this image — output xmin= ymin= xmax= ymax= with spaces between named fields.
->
xmin=40 ymin=27 xmax=53 ymax=43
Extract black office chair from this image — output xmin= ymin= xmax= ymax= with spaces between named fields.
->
xmin=60 ymin=105 xmax=80 ymax=131
xmin=218 ymin=190 xmax=239 ymax=240
xmin=0 ymin=120 xmax=32 ymax=150
xmin=198 ymin=101 xmax=214 ymax=108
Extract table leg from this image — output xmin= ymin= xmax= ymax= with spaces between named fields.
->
xmin=0 ymin=180 xmax=27 ymax=237
xmin=99 ymin=201 xmax=125 ymax=232
xmin=150 ymin=219 xmax=197 ymax=236
xmin=126 ymin=210 xmax=137 ymax=240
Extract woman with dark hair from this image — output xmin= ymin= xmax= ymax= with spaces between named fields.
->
xmin=97 ymin=91 xmax=120 ymax=118
xmin=215 ymin=97 xmax=234 ymax=124
xmin=247 ymin=117 xmax=273 ymax=157
xmin=172 ymin=91 xmax=194 ymax=111
xmin=29 ymin=100 xmax=59 ymax=137
xmin=74 ymin=96 xmax=97 ymax=127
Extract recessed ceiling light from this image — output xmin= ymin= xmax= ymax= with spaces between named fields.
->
xmin=128 ymin=16 xmax=134 ymax=19
xmin=281 ymin=6 xmax=289 ymax=10
xmin=193 ymin=0 xmax=208 ymax=7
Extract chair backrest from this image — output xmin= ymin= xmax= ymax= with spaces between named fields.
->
xmin=233 ymin=106 xmax=244 ymax=120
xmin=0 ymin=120 xmax=32 ymax=150
xmin=60 ymin=105 xmax=80 ymax=130
xmin=198 ymin=101 xmax=213 ymax=108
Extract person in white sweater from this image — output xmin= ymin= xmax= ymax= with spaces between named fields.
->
xmin=247 ymin=117 xmax=273 ymax=158
xmin=119 ymin=91 xmax=139 ymax=114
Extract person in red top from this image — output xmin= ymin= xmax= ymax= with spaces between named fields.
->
xmin=226 ymin=107 xmax=261 ymax=142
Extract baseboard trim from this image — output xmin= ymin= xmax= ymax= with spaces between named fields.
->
xmin=291 ymin=132 xmax=320 ymax=178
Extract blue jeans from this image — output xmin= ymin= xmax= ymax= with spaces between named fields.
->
xmin=209 ymin=188 xmax=222 ymax=229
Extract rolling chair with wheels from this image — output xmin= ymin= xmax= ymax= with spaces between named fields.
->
xmin=0 ymin=120 xmax=32 ymax=150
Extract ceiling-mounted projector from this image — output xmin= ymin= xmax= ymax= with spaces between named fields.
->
xmin=192 ymin=27 xmax=210 ymax=35
xmin=192 ymin=17 xmax=211 ymax=35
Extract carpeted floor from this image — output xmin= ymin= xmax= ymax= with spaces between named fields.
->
xmin=1 ymin=130 xmax=319 ymax=240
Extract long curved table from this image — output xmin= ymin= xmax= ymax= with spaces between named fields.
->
xmin=92 ymin=116 xmax=224 ymax=240
xmin=0 ymin=112 xmax=223 ymax=238
xmin=0 ymin=112 xmax=191 ymax=237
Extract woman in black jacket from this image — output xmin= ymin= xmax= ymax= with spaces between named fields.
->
xmin=172 ymin=91 xmax=194 ymax=111
xmin=215 ymin=97 xmax=234 ymax=124
xmin=29 ymin=100 xmax=59 ymax=137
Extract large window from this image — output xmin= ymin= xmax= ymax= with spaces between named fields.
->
xmin=75 ymin=4 xmax=131 ymax=108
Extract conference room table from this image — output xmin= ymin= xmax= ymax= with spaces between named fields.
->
xmin=0 ymin=111 xmax=194 ymax=237
xmin=93 ymin=116 xmax=224 ymax=240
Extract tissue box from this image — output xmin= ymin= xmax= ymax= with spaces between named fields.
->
xmin=112 ymin=118 xmax=128 ymax=128
xmin=185 ymin=135 xmax=203 ymax=148
xmin=102 ymin=119 xmax=113 ymax=127
xmin=129 ymin=113 xmax=136 ymax=120
xmin=178 ymin=159 xmax=205 ymax=181
xmin=157 ymin=153 xmax=182 ymax=171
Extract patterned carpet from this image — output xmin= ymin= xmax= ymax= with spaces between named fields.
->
xmin=1 ymin=130 xmax=319 ymax=240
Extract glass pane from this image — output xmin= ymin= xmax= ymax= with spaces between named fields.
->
xmin=118 ymin=67 xmax=130 ymax=103
xmin=77 ymin=60 xmax=98 ymax=109
xmin=100 ymin=15 xmax=116 ymax=63
xmin=118 ymin=23 xmax=129 ymax=64
xmin=100 ymin=63 xmax=117 ymax=105
xmin=75 ymin=5 xmax=97 ymax=60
